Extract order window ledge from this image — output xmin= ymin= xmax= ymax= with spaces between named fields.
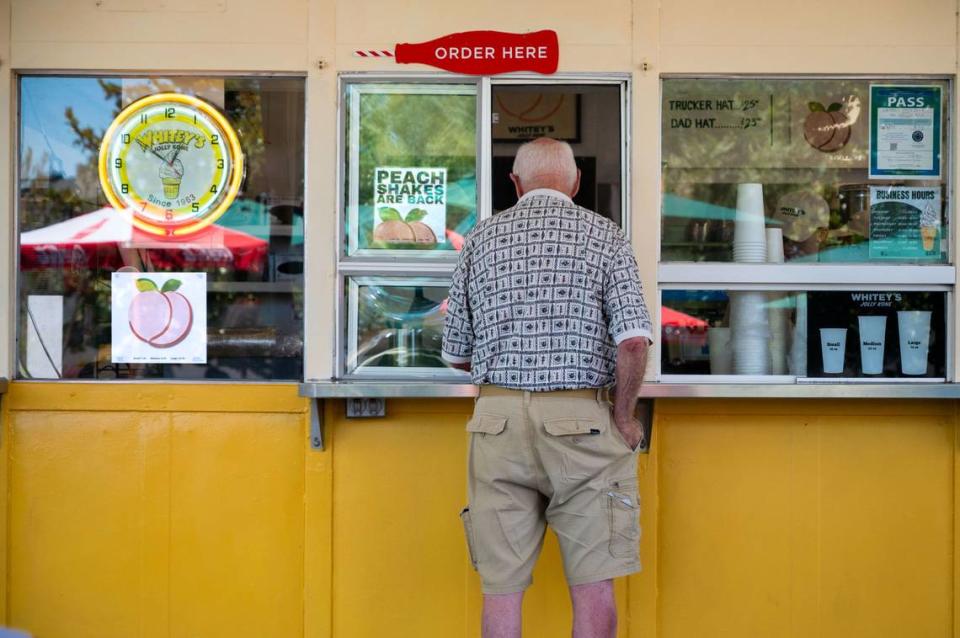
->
xmin=298 ymin=380 xmax=960 ymax=399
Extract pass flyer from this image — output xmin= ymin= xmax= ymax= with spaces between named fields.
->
xmin=869 ymin=85 xmax=941 ymax=179
xmin=372 ymin=167 xmax=447 ymax=248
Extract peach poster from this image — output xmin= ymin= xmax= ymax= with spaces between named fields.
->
xmin=372 ymin=167 xmax=447 ymax=247
xmin=111 ymin=272 xmax=207 ymax=364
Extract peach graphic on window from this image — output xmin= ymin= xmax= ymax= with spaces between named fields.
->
xmin=128 ymin=277 xmax=194 ymax=348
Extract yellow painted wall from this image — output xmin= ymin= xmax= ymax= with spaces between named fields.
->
xmin=2 ymin=387 xmax=957 ymax=637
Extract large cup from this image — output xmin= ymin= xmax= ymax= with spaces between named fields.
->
xmin=708 ymin=327 xmax=732 ymax=374
xmin=820 ymin=328 xmax=847 ymax=374
xmin=857 ymin=315 xmax=887 ymax=375
xmin=897 ymin=311 xmax=932 ymax=375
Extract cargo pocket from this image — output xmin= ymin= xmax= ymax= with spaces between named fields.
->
xmin=466 ymin=414 xmax=507 ymax=435
xmin=543 ymin=418 xmax=606 ymax=438
xmin=544 ymin=418 xmax=606 ymax=481
xmin=460 ymin=507 xmax=479 ymax=570
xmin=606 ymin=478 xmax=640 ymax=558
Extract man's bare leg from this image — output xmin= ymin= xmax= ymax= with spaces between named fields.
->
xmin=482 ymin=592 xmax=524 ymax=638
xmin=570 ymin=579 xmax=617 ymax=638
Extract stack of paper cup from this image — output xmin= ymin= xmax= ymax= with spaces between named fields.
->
xmin=733 ymin=183 xmax=767 ymax=263
xmin=729 ymin=291 xmax=770 ymax=375
xmin=768 ymin=292 xmax=789 ymax=374
xmin=766 ymin=228 xmax=784 ymax=264
xmin=708 ymin=327 xmax=732 ymax=374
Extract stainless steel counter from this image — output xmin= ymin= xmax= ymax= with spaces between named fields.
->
xmin=299 ymin=380 xmax=960 ymax=399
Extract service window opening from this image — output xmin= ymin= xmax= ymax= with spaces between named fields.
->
xmin=490 ymin=83 xmax=625 ymax=228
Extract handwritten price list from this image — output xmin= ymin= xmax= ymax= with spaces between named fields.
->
xmin=667 ymin=97 xmax=767 ymax=130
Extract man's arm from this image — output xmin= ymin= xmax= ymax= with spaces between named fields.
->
xmin=441 ymin=241 xmax=475 ymax=372
xmin=601 ymin=237 xmax=654 ymax=450
xmin=612 ymin=337 xmax=648 ymax=450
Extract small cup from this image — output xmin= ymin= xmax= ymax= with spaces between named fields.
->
xmin=820 ymin=328 xmax=847 ymax=374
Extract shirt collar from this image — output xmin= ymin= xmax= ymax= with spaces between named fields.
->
xmin=518 ymin=188 xmax=574 ymax=204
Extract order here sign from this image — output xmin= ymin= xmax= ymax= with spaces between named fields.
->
xmin=394 ymin=30 xmax=559 ymax=75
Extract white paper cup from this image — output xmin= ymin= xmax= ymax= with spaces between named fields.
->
xmin=820 ymin=328 xmax=847 ymax=374
xmin=857 ymin=315 xmax=887 ymax=375
xmin=708 ymin=327 xmax=732 ymax=374
xmin=897 ymin=311 xmax=932 ymax=375
xmin=734 ymin=183 xmax=767 ymax=246
xmin=766 ymin=228 xmax=784 ymax=263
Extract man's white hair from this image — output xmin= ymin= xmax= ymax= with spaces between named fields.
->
xmin=512 ymin=138 xmax=577 ymax=190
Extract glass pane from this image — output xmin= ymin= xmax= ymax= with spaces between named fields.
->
xmin=18 ymin=75 xmax=305 ymax=380
xmin=661 ymin=78 xmax=950 ymax=264
xmin=662 ymin=289 xmax=946 ymax=379
xmin=346 ymin=276 xmax=466 ymax=378
xmin=344 ymin=83 xmax=477 ymax=256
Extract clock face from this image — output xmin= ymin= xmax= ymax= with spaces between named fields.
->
xmin=98 ymin=92 xmax=244 ymax=237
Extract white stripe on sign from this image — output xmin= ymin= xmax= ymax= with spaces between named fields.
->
xmin=353 ymin=50 xmax=395 ymax=57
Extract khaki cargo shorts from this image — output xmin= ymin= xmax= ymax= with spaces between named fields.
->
xmin=460 ymin=385 xmax=641 ymax=594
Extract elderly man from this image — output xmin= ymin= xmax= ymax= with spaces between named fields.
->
xmin=442 ymin=138 xmax=653 ymax=638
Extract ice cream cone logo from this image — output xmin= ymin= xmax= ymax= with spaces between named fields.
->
xmin=160 ymin=155 xmax=185 ymax=199
xmin=920 ymin=202 xmax=939 ymax=252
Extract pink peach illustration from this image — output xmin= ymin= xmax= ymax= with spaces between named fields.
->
xmin=128 ymin=278 xmax=194 ymax=348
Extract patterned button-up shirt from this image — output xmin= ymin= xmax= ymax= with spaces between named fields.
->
xmin=441 ymin=189 xmax=653 ymax=391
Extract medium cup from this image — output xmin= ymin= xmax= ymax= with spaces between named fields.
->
xmin=897 ymin=311 xmax=932 ymax=375
xmin=857 ymin=315 xmax=886 ymax=375
xmin=820 ymin=328 xmax=847 ymax=374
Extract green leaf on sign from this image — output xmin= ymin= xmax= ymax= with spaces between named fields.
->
xmin=808 ymin=101 xmax=825 ymax=112
xmin=135 ymin=278 xmax=158 ymax=292
xmin=827 ymin=102 xmax=843 ymax=112
xmin=405 ymin=208 xmax=428 ymax=222
xmin=161 ymin=279 xmax=182 ymax=293
xmin=378 ymin=207 xmax=402 ymax=222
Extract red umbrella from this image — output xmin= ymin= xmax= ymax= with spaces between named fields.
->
xmin=661 ymin=306 xmax=709 ymax=330
xmin=20 ymin=207 xmax=268 ymax=273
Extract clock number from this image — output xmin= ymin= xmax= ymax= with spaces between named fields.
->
xmin=211 ymin=134 xmax=219 ymax=145
xmin=141 ymin=201 xmax=148 ymax=211
xmin=114 ymin=158 xmax=123 ymax=169
xmin=121 ymin=183 xmax=129 ymax=194
xmin=193 ymin=114 xmax=198 ymax=125
xmin=210 ymin=185 xmax=219 ymax=194
xmin=217 ymin=159 xmax=224 ymax=170
xmin=140 ymin=113 xmax=147 ymax=124
xmin=165 ymin=107 xmax=175 ymax=119
xmin=165 ymin=210 xmax=174 ymax=221
xmin=192 ymin=203 xmax=200 ymax=213
xmin=122 ymin=133 xmax=131 ymax=145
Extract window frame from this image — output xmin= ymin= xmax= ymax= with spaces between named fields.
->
xmin=334 ymin=72 xmax=632 ymax=379
xmin=658 ymin=72 xmax=955 ymax=383
xmin=13 ymin=70 xmax=309 ymax=383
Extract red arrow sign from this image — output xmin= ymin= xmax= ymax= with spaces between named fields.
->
xmin=391 ymin=30 xmax=559 ymax=75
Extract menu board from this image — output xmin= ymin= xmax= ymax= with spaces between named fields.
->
xmin=806 ymin=291 xmax=944 ymax=378
xmin=868 ymin=186 xmax=942 ymax=260
xmin=661 ymin=79 xmax=870 ymax=170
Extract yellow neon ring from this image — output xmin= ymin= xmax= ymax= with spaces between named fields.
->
xmin=98 ymin=92 xmax=245 ymax=237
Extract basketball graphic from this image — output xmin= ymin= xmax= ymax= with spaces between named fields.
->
xmin=492 ymin=91 xmax=579 ymax=141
